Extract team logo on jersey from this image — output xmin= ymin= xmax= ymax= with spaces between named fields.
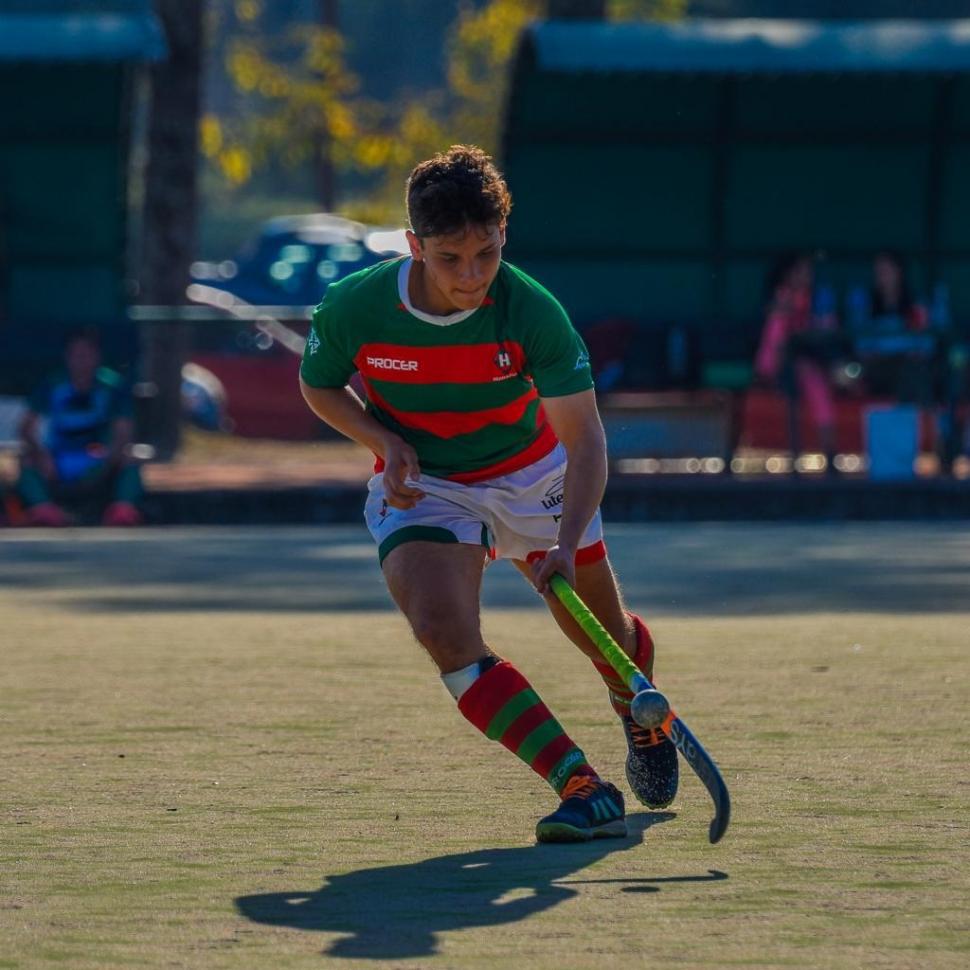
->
xmin=494 ymin=350 xmax=513 ymax=373
xmin=307 ymin=330 xmax=321 ymax=356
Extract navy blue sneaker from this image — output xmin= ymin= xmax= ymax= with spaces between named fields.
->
xmin=622 ymin=717 xmax=679 ymax=808
xmin=535 ymin=775 xmax=626 ymax=843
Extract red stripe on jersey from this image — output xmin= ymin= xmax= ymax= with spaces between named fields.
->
xmin=354 ymin=341 xmax=526 ymax=385
xmin=372 ymin=423 xmax=558 ymax=484
xmin=446 ymin=424 xmax=558 ymax=483
xmin=364 ymin=378 xmax=539 ymax=440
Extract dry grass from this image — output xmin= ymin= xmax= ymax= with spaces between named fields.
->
xmin=1 ymin=525 xmax=968 ymax=969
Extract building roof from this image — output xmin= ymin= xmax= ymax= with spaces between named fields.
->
xmin=0 ymin=0 xmax=164 ymax=61
xmin=526 ymin=18 xmax=970 ymax=74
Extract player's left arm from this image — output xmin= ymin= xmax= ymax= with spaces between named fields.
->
xmin=531 ymin=389 xmax=607 ymax=594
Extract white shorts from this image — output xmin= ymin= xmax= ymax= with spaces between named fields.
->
xmin=364 ymin=443 xmax=605 ymax=565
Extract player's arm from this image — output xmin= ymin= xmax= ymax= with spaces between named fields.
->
xmin=531 ymin=388 xmax=607 ymax=593
xmin=299 ymin=380 xmax=424 ymax=509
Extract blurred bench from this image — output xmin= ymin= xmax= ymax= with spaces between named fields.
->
xmin=599 ymin=389 xmax=737 ymax=464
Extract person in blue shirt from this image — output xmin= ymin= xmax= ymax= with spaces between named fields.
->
xmin=16 ymin=328 xmax=143 ymax=526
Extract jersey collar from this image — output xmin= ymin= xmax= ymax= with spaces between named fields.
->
xmin=397 ymin=257 xmax=489 ymax=327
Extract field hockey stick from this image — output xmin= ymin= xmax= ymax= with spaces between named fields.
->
xmin=549 ymin=573 xmax=731 ymax=845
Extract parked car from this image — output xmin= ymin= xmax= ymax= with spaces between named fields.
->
xmin=185 ymin=215 xmax=407 ymax=439
xmin=190 ymin=214 xmax=408 ymax=308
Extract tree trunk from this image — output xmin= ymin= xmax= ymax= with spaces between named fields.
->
xmin=140 ymin=0 xmax=204 ymax=459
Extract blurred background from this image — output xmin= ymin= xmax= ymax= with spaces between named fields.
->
xmin=2 ymin=0 xmax=970 ymax=525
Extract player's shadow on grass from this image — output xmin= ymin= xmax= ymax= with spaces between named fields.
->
xmin=235 ymin=812 xmax=728 ymax=960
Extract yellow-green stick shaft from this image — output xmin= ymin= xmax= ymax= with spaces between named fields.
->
xmin=549 ymin=574 xmax=651 ymax=695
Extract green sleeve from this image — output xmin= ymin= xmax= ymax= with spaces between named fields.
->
xmin=523 ymin=291 xmax=594 ymax=398
xmin=299 ymin=289 xmax=356 ymax=388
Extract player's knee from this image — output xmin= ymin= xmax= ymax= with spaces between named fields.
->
xmin=409 ymin=609 xmax=482 ymax=664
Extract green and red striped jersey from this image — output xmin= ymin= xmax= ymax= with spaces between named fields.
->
xmin=300 ymin=257 xmax=593 ymax=481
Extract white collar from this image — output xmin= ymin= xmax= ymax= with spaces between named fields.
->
xmin=397 ymin=258 xmax=479 ymax=327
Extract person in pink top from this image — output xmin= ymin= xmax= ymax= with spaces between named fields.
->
xmin=755 ymin=254 xmax=839 ymax=472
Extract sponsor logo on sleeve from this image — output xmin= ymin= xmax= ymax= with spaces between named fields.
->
xmin=575 ymin=350 xmax=590 ymax=370
xmin=307 ymin=330 xmax=321 ymax=355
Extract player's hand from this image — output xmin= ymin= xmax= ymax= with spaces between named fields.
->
xmin=382 ymin=437 xmax=425 ymax=510
xmin=531 ymin=543 xmax=576 ymax=596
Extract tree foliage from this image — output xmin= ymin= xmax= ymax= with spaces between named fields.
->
xmin=204 ymin=0 xmax=686 ymax=224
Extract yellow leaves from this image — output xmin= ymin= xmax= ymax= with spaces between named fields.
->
xmin=354 ymin=135 xmax=394 ymax=170
xmin=201 ymin=114 xmax=251 ymax=186
xmin=218 ymin=145 xmax=251 ymax=186
xmin=609 ymin=0 xmax=687 ymax=21
xmin=227 ymin=43 xmax=263 ymax=93
xmin=448 ymin=0 xmax=539 ymax=103
xmin=200 ymin=115 xmax=223 ymax=158
xmin=234 ymin=0 xmax=261 ymax=23
xmin=207 ymin=0 xmax=689 ymax=204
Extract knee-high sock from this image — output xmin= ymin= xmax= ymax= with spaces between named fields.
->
xmin=456 ymin=660 xmax=597 ymax=794
xmin=591 ymin=612 xmax=655 ymax=717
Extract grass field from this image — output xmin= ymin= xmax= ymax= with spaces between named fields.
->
xmin=1 ymin=523 xmax=968 ymax=969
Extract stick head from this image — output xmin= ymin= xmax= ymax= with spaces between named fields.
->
xmin=630 ymin=689 xmax=670 ymax=730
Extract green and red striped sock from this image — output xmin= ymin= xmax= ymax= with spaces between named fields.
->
xmin=591 ymin=612 xmax=656 ymax=717
xmin=457 ymin=660 xmax=597 ymax=794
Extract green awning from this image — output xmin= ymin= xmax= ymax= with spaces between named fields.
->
xmin=528 ymin=19 xmax=970 ymax=74
xmin=0 ymin=1 xmax=165 ymax=62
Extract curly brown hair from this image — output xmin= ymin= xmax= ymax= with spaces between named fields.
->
xmin=406 ymin=145 xmax=512 ymax=238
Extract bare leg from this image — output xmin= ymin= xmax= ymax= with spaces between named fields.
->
xmin=512 ymin=555 xmax=636 ymax=661
xmin=381 ymin=540 xmax=490 ymax=673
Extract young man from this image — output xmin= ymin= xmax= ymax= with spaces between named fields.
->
xmin=17 ymin=328 xmax=143 ymax=526
xmin=299 ymin=146 xmax=677 ymax=842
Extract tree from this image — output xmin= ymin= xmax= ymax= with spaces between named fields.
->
xmin=201 ymin=0 xmax=687 ymax=227
xmin=141 ymin=0 xmax=205 ymax=459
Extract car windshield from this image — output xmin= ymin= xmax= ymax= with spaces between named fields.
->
xmin=263 ymin=237 xmax=375 ymax=297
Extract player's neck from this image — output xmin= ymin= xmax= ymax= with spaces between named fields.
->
xmin=408 ymin=260 xmax=463 ymax=316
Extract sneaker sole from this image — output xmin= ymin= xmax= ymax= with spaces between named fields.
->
xmin=535 ymin=819 xmax=628 ymax=843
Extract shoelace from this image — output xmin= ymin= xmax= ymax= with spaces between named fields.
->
xmin=629 ymin=720 xmax=668 ymax=750
xmin=559 ymin=774 xmax=600 ymax=801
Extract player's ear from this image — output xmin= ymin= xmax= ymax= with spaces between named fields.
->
xmin=406 ymin=230 xmax=423 ymax=261
xmin=498 ymin=222 xmax=507 ymax=247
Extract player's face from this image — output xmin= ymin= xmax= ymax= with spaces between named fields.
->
xmin=408 ymin=222 xmax=505 ymax=314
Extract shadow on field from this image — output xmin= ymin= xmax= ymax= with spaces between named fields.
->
xmin=235 ymin=812 xmax=728 ymax=959
xmin=3 ymin=523 xmax=969 ymax=614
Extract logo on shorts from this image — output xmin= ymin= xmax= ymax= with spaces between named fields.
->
xmin=541 ymin=473 xmax=565 ymax=511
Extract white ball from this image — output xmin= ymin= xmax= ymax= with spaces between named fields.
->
xmin=630 ymin=689 xmax=670 ymax=729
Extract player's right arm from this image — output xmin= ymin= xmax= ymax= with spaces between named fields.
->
xmin=299 ymin=288 xmax=423 ymax=509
